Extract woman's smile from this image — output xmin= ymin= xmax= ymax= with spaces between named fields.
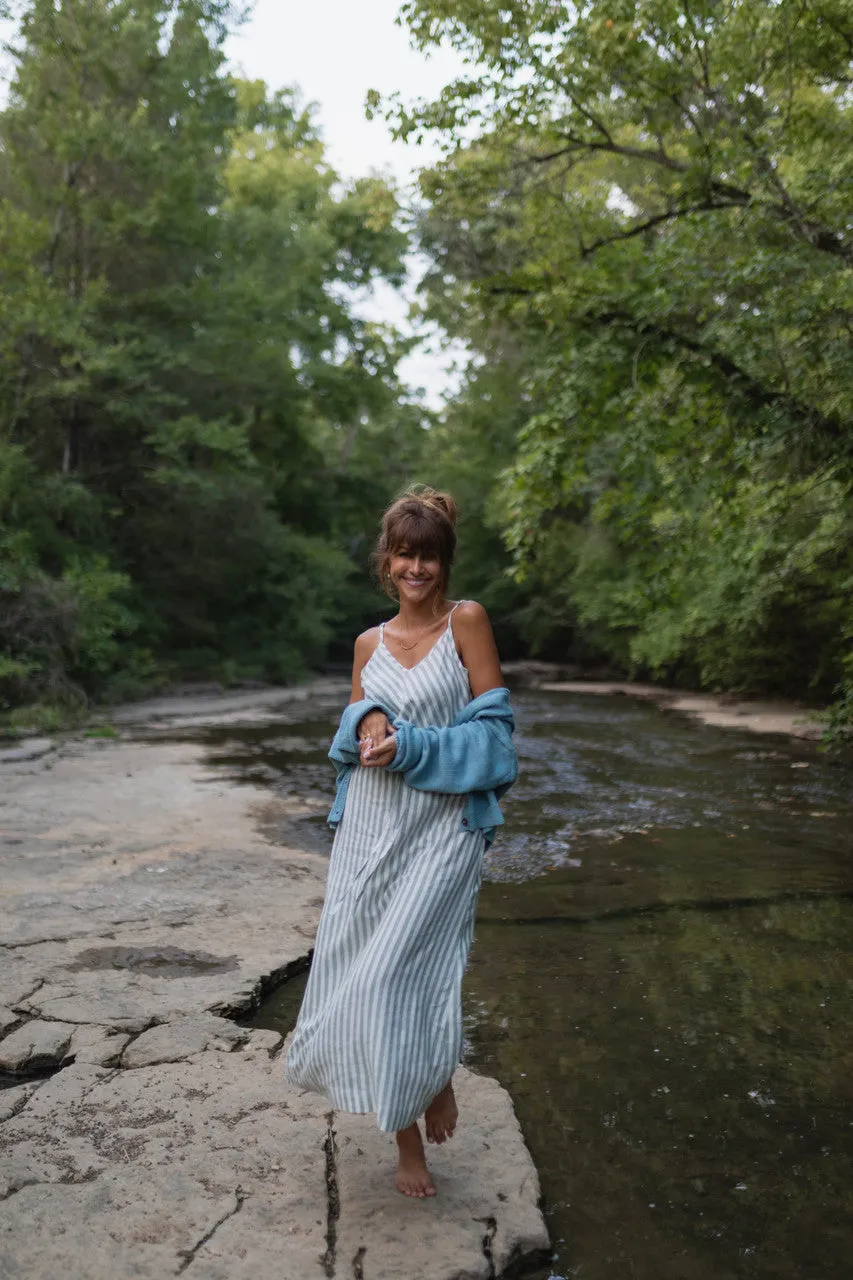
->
xmin=390 ymin=549 xmax=440 ymax=596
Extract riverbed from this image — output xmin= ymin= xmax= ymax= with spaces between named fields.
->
xmin=202 ymin=686 xmax=853 ymax=1280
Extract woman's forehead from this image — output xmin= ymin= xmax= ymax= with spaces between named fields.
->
xmin=393 ymin=542 xmax=439 ymax=557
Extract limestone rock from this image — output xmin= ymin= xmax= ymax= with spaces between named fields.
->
xmin=0 ymin=1004 xmax=19 ymax=1036
xmin=0 ymin=1055 xmax=327 ymax=1280
xmin=0 ymin=1080 xmax=41 ymax=1122
xmin=0 ymin=1018 xmax=76 ymax=1072
xmin=67 ymin=1024 xmax=130 ymax=1067
xmin=0 ymin=684 xmax=550 ymax=1279
xmin=242 ymin=1028 xmax=284 ymax=1056
xmin=25 ymin=992 xmax=156 ymax=1034
xmin=0 ymin=737 xmax=54 ymax=764
xmin=122 ymin=1015 xmax=249 ymax=1067
xmin=0 ymin=1053 xmax=548 ymax=1280
xmin=333 ymin=1067 xmax=550 ymax=1280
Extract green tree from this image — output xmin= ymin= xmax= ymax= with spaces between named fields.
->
xmin=0 ymin=1 xmax=420 ymax=716
xmin=384 ymin=0 xmax=853 ymax=726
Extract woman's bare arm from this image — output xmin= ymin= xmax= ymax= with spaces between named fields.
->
xmin=350 ymin=628 xmax=379 ymax=703
xmin=452 ymin=602 xmax=504 ymax=697
xmin=349 ymin=628 xmax=394 ymax=762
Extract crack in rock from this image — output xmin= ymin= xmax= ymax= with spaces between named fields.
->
xmin=211 ymin=952 xmax=313 ymax=1020
xmin=351 ymin=1245 xmax=366 ymax=1280
xmin=0 ymin=1079 xmax=45 ymax=1122
xmin=77 ymin=1067 xmax=121 ymax=1103
xmin=0 ymin=1174 xmax=44 ymax=1204
xmin=321 ymin=1110 xmax=339 ymax=1279
xmin=8 ymin=980 xmax=44 ymax=1007
xmin=478 ymin=1216 xmax=498 ymax=1280
xmin=175 ymin=1186 xmax=246 ymax=1274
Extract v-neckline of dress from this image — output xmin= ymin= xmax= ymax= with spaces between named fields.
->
xmin=380 ymin=621 xmax=451 ymax=673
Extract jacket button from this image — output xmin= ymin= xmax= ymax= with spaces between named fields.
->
xmin=462 ymin=818 xmax=468 ymax=827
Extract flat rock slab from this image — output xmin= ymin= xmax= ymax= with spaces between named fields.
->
xmin=334 ymin=1069 xmax=549 ymax=1280
xmin=0 ymin=1046 xmax=548 ymax=1280
xmin=122 ymin=1015 xmax=249 ymax=1068
xmin=0 ymin=1007 xmax=19 ymax=1037
xmin=68 ymin=1024 xmax=130 ymax=1067
xmin=0 ymin=1019 xmax=76 ymax=1073
xmin=0 ymin=737 xmax=54 ymax=764
xmin=0 ymin=683 xmax=550 ymax=1278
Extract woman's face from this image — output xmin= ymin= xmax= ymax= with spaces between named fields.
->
xmin=388 ymin=546 xmax=443 ymax=605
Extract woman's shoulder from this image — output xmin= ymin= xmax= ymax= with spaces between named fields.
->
xmin=452 ymin=600 xmax=492 ymax=631
xmin=354 ymin=625 xmax=382 ymax=653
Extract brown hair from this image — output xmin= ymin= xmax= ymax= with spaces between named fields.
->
xmin=373 ymin=485 xmax=458 ymax=601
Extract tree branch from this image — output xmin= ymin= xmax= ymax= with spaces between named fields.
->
xmin=585 ymin=307 xmax=851 ymax=446
xmin=533 ymin=132 xmax=852 ymax=265
xmin=579 ymin=198 xmax=747 ymax=257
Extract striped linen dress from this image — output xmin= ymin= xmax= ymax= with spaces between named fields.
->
xmin=285 ymin=604 xmax=485 ymax=1132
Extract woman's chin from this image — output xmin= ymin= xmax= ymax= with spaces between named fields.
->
xmin=398 ymin=584 xmax=436 ymax=602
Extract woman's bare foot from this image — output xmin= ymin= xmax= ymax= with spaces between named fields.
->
xmin=424 ymin=1080 xmax=458 ymax=1145
xmin=395 ymin=1123 xmax=436 ymax=1198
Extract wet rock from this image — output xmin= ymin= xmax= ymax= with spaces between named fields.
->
xmin=0 ymin=1019 xmax=76 ymax=1073
xmin=66 ymin=944 xmax=241 ymax=978
xmin=122 ymin=1015 xmax=249 ymax=1067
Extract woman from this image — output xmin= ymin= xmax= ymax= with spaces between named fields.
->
xmin=285 ymin=486 xmax=518 ymax=1198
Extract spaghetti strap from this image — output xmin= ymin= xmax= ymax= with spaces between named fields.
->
xmin=445 ymin=599 xmax=465 ymax=630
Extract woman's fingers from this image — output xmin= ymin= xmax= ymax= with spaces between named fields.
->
xmin=362 ymin=732 xmax=396 ymax=767
xmin=357 ymin=712 xmax=394 ymax=761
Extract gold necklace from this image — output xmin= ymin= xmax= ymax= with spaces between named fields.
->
xmin=385 ymin=614 xmax=443 ymax=651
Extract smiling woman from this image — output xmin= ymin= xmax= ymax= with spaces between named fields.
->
xmin=285 ymin=485 xmax=517 ymax=1199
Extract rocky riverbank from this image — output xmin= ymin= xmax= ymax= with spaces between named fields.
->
xmin=0 ymin=683 xmax=549 ymax=1280
xmin=502 ymin=663 xmax=828 ymax=741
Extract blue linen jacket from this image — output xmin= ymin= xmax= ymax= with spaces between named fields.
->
xmin=327 ymin=685 xmax=518 ymax=847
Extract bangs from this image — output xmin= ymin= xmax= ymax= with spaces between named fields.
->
xmin=374 ymin=488 xmax=457 ymax=598
xmin=389 ymin=510 xmax=443 ymax=560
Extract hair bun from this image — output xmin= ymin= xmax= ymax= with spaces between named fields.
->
xmin=405 ymin=485 xmax=457 ymax=529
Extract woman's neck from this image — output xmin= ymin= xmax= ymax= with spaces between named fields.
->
xmin=396 ymin=594 xmax=450 ymax=627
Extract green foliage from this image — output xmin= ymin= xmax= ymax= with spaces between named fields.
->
xmin=0 ymin=2 xmax=422 ymax=714
xmin=391 ymin=0 xmax=853 ymax=732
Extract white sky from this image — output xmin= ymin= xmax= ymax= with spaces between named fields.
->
xmin=0 ymin=0 xmax=471 ymax=405
xmin=225 ymin=0 xmax=470 ymax=406
xmin=227 ymin=0 xmax=464 ymax=186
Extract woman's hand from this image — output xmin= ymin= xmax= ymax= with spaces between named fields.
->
xmin=357 ymin=709 xmax=391 ymax=747
xmin=357 ymin=709 xmax=397 ymax=768
xmin=361 ymin=732 xmax=397 ymax=768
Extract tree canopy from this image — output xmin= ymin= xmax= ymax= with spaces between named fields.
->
xmin=1 ymin=0 xmax=851 ymax=741
xmin=378 ymin=0 xmax=853 ymax=737
xmin=0 ymin=0 xmax=423 ymax=722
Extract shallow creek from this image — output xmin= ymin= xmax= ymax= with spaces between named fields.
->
xmin=199 ymin=688 xmax=853 ymax=1279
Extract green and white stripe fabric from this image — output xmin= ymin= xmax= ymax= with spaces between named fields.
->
xmin=285 ymin=605 xmax=485 ymax=1132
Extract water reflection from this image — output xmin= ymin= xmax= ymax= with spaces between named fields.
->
xmin=474 ymin=692 xmax=853 ymax=1279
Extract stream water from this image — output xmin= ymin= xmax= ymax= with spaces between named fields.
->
xmin=200 ymin=688 xmax=853 ymax=1280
